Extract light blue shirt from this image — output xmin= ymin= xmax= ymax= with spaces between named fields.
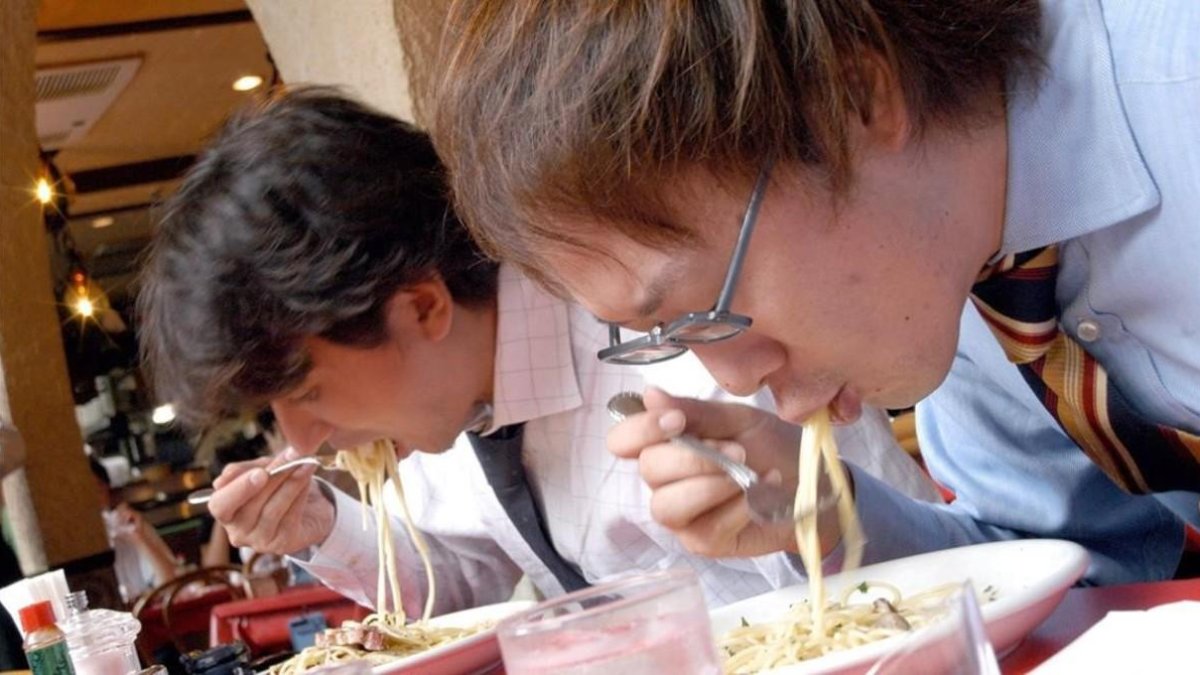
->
xmin=852 ymin=0 xmax=1200 ymax=585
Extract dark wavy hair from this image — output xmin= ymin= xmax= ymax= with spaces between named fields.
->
xmin=138 ymin=88 xmax=498 ymax=427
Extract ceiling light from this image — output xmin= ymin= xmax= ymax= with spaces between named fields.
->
xmin=35 ymin=178 xmax=53 ymax=204
xmin=152 ymin=404 xmax=176 ymax=425
xmin=75 ymin=296 xmax=95 ymax=318
xmin=91 ymin=216 xmax=114 ymax=229
xmin=232 ymin=75 xmax=263 ymax=92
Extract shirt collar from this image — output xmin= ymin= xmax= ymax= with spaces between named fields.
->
xmin=483 ymin=265 xmax=583 ymax=434
xmin=1000 ymin=0 xmax=1159 ymax=254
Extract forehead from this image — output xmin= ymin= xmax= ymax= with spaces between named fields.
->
xmin=530 ymin=170 xmax=756 ymax=314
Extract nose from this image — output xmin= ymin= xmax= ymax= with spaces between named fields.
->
xmin=689 ymin=333 xmax=784 ymax=397
xmin=269 ymin=400 xmax=333 ymax=456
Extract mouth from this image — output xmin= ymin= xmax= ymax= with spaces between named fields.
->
xmin=389 ymin=439 xmax=414 ymax=460
xmin=828 ymin=387 xmax=863 ymax=425
xmin=772 ymin=384 xmax=863 ymax=426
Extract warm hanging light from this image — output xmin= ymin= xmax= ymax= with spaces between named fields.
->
xmin=35 ymin=177 xmax=53 ymax=204
xmin=74 ymin=296 xmax=95 ymax=318
xmin=232 ymin=75 xmax=263 ymax=92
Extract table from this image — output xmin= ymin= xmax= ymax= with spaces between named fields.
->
xmin=477 ymin=578 xmax=1200 ymax=674
xmin=1001 ymin=577 xmax=1200 ymax=673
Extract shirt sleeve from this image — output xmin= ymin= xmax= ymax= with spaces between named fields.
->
xmin=289 ymin=476 xmax=524 ymax=618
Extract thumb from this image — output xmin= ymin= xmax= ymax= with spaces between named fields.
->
xmin=643 ymin=386 xmax=766 ymax=441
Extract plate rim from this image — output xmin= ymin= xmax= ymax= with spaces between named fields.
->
xmin=709 ymin=539 xmax=1090 ymax=674
xmin=368 ymin=598 xmax=537 ymax=674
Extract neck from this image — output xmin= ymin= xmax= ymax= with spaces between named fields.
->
xmin=457 ymin=298 xmax=498 ymax=406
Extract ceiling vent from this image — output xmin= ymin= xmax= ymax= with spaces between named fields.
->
xmin=35 ymin=57 xmax=141 ymax=151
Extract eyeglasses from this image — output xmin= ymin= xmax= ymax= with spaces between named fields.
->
xmin=598 ymin=162 xmax=772 ymax=365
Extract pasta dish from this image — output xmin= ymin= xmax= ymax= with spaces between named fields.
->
xmin=718 ymin=410 xmax=959 ymax=673
xmin=270 ymin=441 xmax=489 ymax=673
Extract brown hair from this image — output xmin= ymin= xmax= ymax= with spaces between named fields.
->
xmin=432 ymin=0 xmax=1041 ymax=284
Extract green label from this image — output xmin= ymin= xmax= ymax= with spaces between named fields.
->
xmin=27 ymin=641 xmax=75 ymax=675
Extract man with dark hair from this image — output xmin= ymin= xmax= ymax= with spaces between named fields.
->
xmin=431 ymin=1 xmax=1200 ymax=584
xmin=138 ymin=89 xmax=936 ymax=614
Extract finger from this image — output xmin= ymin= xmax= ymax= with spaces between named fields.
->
xmin=607 ymin=410 xmax=676 ymax=460
xmin=643 ymin=386 xmax=768 ymax=439
xmin=228 ymin=459 xmax=321 ymax=549
xmin=254 ymin=465 xmax=319 ymax=544
xmin=639 ymin=441 xmax=746 ymax=488
xmin=675 ymin=497 xmax=753 ymax=558
xmin=207 ymin=466 xmax=271 ymax=524
xmin=213 ymin=457 xmax=272 ymax=489
xmin=649 ymin=475 xmax=742 ymax=529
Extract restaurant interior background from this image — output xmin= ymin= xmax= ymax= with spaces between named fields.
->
xmin=1 ymin=0 xmax=456 ymax=621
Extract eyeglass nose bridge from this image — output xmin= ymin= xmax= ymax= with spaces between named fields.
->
xmin=598 ymin=313 xmax=751 ymax=364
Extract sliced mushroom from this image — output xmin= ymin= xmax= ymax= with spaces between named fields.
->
xmin=871 ymin=599 xmax=911 ymax=631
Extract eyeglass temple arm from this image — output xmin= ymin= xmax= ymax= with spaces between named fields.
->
xmin=713 ymin=161 xmax=773 ymax=313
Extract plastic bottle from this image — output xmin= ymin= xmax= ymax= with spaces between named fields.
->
xmin=19 ymin=600 xmax=75 ymax=675
xmin=58 ymin=590 xmax=142 ymax=675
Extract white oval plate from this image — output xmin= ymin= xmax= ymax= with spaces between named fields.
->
xmin=709 ymin=539 xmax=1089 ymax=674
xmin=372 ymin=600 xmax=535 ymax=674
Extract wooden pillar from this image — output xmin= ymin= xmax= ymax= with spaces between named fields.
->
xmin=0 ymin=0 xmax=109 ymax=575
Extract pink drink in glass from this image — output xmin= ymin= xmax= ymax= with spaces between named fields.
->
xmin=498 ymin=569 xmax=720 ymax=675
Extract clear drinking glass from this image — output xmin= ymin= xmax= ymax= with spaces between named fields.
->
xmin=497 ymin=568 xmax=721 ymax=675
xmin=866 ymin=580 xmax=1000 ymax=675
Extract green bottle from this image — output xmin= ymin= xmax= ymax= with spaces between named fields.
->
xmin=19 ymin=601 xmax=76 ymax=675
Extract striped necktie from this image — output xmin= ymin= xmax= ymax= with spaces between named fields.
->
xmin=969 ymin=245 xmax=1200 ymax=493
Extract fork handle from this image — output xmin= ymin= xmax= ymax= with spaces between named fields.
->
xmin=671 ymin=434 xmax=759 ymax=489
xmin=266 ymin=456 xmax=325 ymax=476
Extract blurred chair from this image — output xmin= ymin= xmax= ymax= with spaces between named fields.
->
xmin=891 ymin=410 xmax=920 ymax=458
xmin=210 ymin=585 xmax=368 ymax=657
xmin=133 ymin=565 xmax=246 ymax=661
xmin=240 ymin=551 xmax=291 ymax=599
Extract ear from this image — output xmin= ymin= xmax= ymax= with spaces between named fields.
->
xmin=852 ymin=50 xmax=912 ymax=152
xmin=383 ymin=277 xmax=455 ymax=344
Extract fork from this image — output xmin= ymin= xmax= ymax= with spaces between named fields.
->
xmin=185 ymin=454 xmax=339 ymax=505
xmin=605 ymin=392 xmax=801 ymax=525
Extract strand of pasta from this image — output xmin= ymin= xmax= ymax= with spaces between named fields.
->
xmin=794 ymin=411 xmax=827 ymax=634
xmin=383 ymin=440 xmax=436 ymax=621
xmin=721 ymin=408 xmax=874 ymax=672
xmin=719 ymin=580 xmax=961 ymax=672
xmin=269 ymin=441 xmax=484 ymax=673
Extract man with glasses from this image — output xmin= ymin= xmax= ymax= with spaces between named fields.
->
xmin=432 ymin=0 xmax=1200 ymax=583
xmin=139 ymin=90 xmax=936 ymax=614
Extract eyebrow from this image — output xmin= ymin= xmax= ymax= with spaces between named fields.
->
xmin=632 ymin=265 xmax=687 ymax=319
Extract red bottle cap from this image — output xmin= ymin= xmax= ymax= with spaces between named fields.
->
xmin=18 ymin=601 xmax=56 ymax=633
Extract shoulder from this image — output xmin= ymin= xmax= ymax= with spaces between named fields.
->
xmin=1099 ymin=0 xmax=1200 ymax=84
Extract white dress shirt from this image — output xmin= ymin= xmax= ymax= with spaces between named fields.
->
xmin=295 ymin=267 xmax=938 ymax=616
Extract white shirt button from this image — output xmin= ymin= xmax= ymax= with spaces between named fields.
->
xmin=1076 ymin=319 xmax=1101 ymax=343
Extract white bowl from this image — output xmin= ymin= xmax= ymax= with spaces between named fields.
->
xmin=709 ymin=539 xmax=1090 ymax=674
xmin=372 ymin=600 xmax=535 ymax=674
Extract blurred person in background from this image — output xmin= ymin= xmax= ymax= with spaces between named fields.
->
xmin=89 ymin=457 xmax=179 ymax=604
xmin=0 ymin=421 xmax=27 ymax=669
